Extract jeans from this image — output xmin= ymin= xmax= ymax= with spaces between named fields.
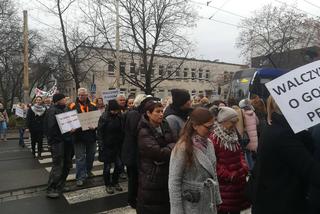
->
xmin=0 ymin=121 xmax=7 ymax=138
xmin=74 ymin=141 xmax=97 ymax=181
xmin=103 ymin=155 xmax=122 ymax=186
xmin=47 ymin=142 xmax=73 ymax=191
xmin=19 ymin=128 xmax=25 ymax=146
xmin=245 ymin=150 xmax=255 ymax=171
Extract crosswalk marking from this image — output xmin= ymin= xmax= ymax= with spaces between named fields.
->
xmin=98 ymin=206 xmax=135 ymax=214
xmin=24 ymin=141 xmax=103 ymax=181
xmin=63 ymin=183 xmax=128 ymax=204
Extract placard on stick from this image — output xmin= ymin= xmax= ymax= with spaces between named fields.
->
xmin=101 ymin=89 xmax=119 ymax=103
xmin=15 ymin=107 xmax=26 ymax=118
xmin=266 ymin=60 xmax=320 ymax=133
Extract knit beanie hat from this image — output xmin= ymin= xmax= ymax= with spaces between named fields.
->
xmin=217 ymin=107 xmax=238 ymax=123
xmin=239 ymin=98 xmax=254 ymax=110
xmin=52 ymin=93 xmax=65 ymax=103
xmin=108 ymin=99 xmax=121 ymax=111
xmin=171 ymin=89 xmax=190 ymax=108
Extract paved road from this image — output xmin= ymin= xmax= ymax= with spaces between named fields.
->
xmin=0 ymin=137 xmax=252 ymax=214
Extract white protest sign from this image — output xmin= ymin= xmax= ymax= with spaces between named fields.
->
xmin=55 ymin=110 xmax=81 ymax=134
xmin=77 ymin=110 xmax=102 ymax=131
xmin=266 ymin=60 xmax=320 ymax=133
xmin=15 ymin=107 xmax=26 ymax=118
xmin=102 ymin=89 xmax=119 ymax=103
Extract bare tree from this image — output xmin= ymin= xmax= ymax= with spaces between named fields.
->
xmin=236 ymin=4 xmax=319 ymax=67
xmin=87 ymin=0 xmax=197 ymax=94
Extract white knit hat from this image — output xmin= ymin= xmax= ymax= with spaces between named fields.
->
xmin=217 ymin=107 xmax=238 ymax=123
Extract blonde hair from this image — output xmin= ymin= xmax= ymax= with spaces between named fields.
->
xmin=77 ymin=88 xmax=88 ymax=95
xmin=266 ymin=96 xmax=281 ymax=125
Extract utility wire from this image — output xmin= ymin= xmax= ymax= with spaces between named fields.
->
xmin=199 ymin=15 xmax=249 ymax=29
xmin=29 ymin=15 xmax=61 ymax=31
xmin=190 ymin=0 xmax=246 ymax=19
xmin=208 ymin=0 xmax=232 ymax=19
xmin=301 ymin=0 xmax=320 ymax=10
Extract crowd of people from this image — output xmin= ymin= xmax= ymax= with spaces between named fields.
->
xmin=2 ymin=87 xmax=320 ymax=214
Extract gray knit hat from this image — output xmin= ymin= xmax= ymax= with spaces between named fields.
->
xmin=217 ymin=107 xmax=238 ymax=123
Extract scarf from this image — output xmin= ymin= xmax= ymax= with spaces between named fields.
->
xmin=192 ymin=134 xmax=208 ymax=152
xmin=212 ymin=122 xmax=240 ymax=151
xmin=31 ymin=104 xmax=46 ymax=116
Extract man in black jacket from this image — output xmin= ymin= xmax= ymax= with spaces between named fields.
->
xmin=46 ymin=93 xmax=73 ymax=199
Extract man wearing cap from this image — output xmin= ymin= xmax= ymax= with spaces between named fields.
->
xmin=46 ymin=93 xmax=74 ymax=198
xmin=69 ymin=88 xmax=98 ymax=187
xmin=164 ymin=89 xmax=192 ymax=139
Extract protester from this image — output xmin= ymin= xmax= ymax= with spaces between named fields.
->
xmin=137 ymin=99 xmax=176 ymax=214
xmin=15 ymin=103 xmax=27 ymax=147
xmin=95 ymin=97 xmax=106 ymax=113
xmin=200 ymin=96 xmax=210 ymax=107
xmin=69 ymin=88 xmax=97 ymax=187
xmin=251 ymin=96 xmax=320 ymax=214
xmin=44 ymin=97 xmax=52 ymax=109
xmin=239 ymin=99 xmax=259 ymax=170
xmin=97 ymin=100 xmax=124 ymax=194
xmin=209 ymin=107 xmax=250 ymax=214
xmin=250 ymin=94 xmax=267 ymax=136
xmin=121 ymin=94 xmax=155 ymax=208
xmin=26 ymin=96 xmax=46 ymax=158
xmin=169 ymin=107 xmax=221 ymax=214
xmin=117 ymin=94 xmax=127 ymax=112
xmin=46 ymin=93 xmax=73 ymax=199
xmin=164 ymin=89 xmax=192 ymax=139
xmin=126 ymin=96 xmax=135 ymax=111
xmin=0 ymin=102 xmax=9 ymax=142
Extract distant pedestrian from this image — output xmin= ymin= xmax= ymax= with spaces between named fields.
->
xmin=44 ymin=97 xmax=52 ymax=109
xmin=137 ymin=99 xmax=176 ymax=214
xmin=0 ymin=102 xmax=9 ymax=142
xmin=164 ymin=89 xmax=192 ymax=139
xmin=69 ymin=88 xmax=97 ymax=187
xmin=46 ymin=93 xmax=74 ymax=199
xmin=117 ymin=94 xmax=127 ymax=112
xmin=169 ymin=107 xmax=221 ymax=214
xmin=126 ymin=96 xmax=135 ymax=111
xmin=95 ymin=97 xmax=105 ymax=113
xmin=26 ymin=96 xmax=46 ymax=158
xmin=15 ymin=103 xmax=27 ymax=147
xmin=209 ymin=107 xmax=250 ymax=214
xmin=97 ymin=100 xmax=124 ymax=194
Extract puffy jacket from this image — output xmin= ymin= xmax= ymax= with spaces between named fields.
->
xmin=137 ymin=115 xmax=176 ymax=214
xmin=242 ymin=109 xmax=259 ymax=151
xmin=26 ymin=107 xmax=46 ymax=133
xmin=209 ymin=133 xmax=250 ymax=213
xmin=69 ymin=98 xmax=97 ymax=143
xmin=97 ymin=111 xmax=124 ymax=163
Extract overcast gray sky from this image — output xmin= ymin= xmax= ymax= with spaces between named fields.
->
xmin=16 ymin=0 xmax=320 ymax=65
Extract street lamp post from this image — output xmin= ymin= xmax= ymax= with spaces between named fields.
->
xmin=23 ymin=10 xmax=30 ymax=104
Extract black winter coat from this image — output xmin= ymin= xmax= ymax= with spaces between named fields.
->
xmin=251 ymin=113 xmax=320 ymax=214
xmin=26 ymin=106 xmax=46 ymax=133
xmin=97 ymin=111 xmax=124 ymax=163
xmin=121 ymin=109 xmax=141 ymax=166
xmin=137 ymin=116 xmax=176 ymax=214
xmin=46 ymin=104 xmax=72 ymax=145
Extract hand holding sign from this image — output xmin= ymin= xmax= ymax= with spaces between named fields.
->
xmin=55 ymin=110 xmax=81 ymax=134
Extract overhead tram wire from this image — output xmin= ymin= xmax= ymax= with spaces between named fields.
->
xmin=189 ymin=0 xmax=246 ymax=19
xmin=198 ymin=15 xmax=250 ymax=29
xmin=301 ymin=0 xmax=320 ymax=10
xmin=208 ymin=0 xmax=232 ymax=19
xmin=28 ymin=15 xmax=61 ymax=31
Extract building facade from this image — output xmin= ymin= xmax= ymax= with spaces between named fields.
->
xmin=63 ymin=48 xmax=247 ymax=101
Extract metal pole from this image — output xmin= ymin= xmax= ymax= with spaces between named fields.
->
xmin=115 ymin=0 xmax=120 ymax=89
xmin=23 ymin=10 xmax=30 ymax=104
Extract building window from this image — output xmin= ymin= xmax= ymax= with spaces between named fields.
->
xmin=140 ymin=64 xmax=145 ymax=76
xmin=191 ymin=68 xmax=196 ymax=79
xmin=199 ymin=69 xmax=203 ymax=79
xmin=205 ymin=70 xmax=210 ymax=80
xmin=159 ymin=65 xmax=164 ymax=76
xmin=184 ymin=68 xmax=189 ymax=78
xmin=120 ymin=62 xmax=126 ymax=75
xmin=130 ymin=63 xmax=136 ymax=74
xmin=175 ymin=68 xmax=180 ymax=78
xmin=108 ymin=61 xmax=115 ymax=75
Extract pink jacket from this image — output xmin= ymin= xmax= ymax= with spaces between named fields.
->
xmin=242 ymin=109 xmax=259 ymax=151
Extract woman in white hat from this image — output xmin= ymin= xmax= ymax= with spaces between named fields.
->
xmin=209 ymin=107 xmax=250 ymax=214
